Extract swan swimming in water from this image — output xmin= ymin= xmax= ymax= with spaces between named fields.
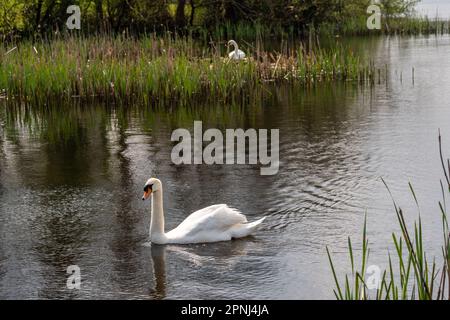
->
xmin=142 ymin=178 xmax=265 ymax=244
xmin=227 ymin=40 xmax=246 ymax=60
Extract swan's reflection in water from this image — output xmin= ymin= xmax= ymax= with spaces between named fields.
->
xmin=149 ymin=245 xmax=166 ymax=299
xmin=147 ymin=238 xmax=254 ymax=299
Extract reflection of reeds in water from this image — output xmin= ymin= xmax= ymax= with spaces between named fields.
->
xmin=0 ymin=98 xmax=263 ymax=148
xmin=327 ymin=133 xmax=450 ymax=300
xmin=0 ymin=35 xmax=375 ymax=104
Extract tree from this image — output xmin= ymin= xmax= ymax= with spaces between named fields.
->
xmin=0 ymin=0 xmax=25 ymax=38
xmin=380 ymin=0 xmax=419 ymax=18
xmin=175 ymin=0 xmax=187 ymax=28
xmin=0 ymin=0 xmax=425 ymax=38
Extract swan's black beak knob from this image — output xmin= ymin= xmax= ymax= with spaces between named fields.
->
xmin=142 ymin=189 xmax=151 ymax=201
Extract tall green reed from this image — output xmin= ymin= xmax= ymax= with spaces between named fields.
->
xmin=327 ymin=132 xmax=450 ymax=300
xmin=0 ymin=34 xmax=374 ymax=104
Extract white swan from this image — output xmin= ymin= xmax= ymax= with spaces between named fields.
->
xmin=228 ymin=40 xmax=246 ymax=60
xmin=142 ymin=178 xmax=265 ymax=244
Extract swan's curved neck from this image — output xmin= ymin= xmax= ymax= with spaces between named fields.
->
xmin=150 ymin=189 xmax=165 ymax=241
xmin=231 ymin=41 xmax=238 ymax=52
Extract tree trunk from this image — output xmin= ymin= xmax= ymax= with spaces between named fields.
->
xmin=114 ymin=0 xmax=130 ymax=33
xmin=35 ymin=0 xmax=43 ymax=30
xmin=189 ymin=0 xmax=195 ymax=26
xmin=175 ymin=0 xmax=186 ymax=28
xmin=224 ymin=0 xmax=238 ymax=23
xmin=96 ymin=0 xmax=104 ymax=28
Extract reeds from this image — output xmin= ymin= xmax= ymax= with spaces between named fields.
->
xmin=327 ymin=133 xmax=450 ymax=300
xmin=0 ymin=34 xmax=374 ymax=104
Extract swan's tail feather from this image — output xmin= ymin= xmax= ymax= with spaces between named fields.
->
xmin=245 ymin=217 xmax=266 ymax=230
xmin=230 ymin=217 xmax=266 ymax=239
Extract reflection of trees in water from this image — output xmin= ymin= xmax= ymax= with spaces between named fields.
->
xmin=0 ymin=96 xmax=274 ymax=298
xmin=30 ymin=189 xmax=90 ymax=299
xmin=0 ymin=102 xmax=109 ymax=298
xmin=0 ymin=102 xmax=112 ymax=186
xmin=108 ymin=106 xmax=142 ymax=295
xmin=0 ymin=217 xmax=5 ymax=292
xmin=0 ymin=105 xmax=4 ymax=202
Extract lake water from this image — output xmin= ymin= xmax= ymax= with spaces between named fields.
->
xmin=417 ymin=0 xmax=450 ymax=19
xmin=1 ymin=35 xmax=450 ymax=299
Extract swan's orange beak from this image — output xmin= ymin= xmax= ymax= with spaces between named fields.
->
xmin=142 ymin=190 xmax=151 ymax=201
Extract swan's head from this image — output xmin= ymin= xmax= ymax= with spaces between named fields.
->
xmin=142 ymin=178 xmax=162 ymax=201
xmin=228 ymin=40 xmax=238 ymax=49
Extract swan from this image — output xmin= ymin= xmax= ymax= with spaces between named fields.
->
xmin=227 ymin=40 xmax=246 ymax=60
xmin=142 ymin=178 xmax=265 ymax=244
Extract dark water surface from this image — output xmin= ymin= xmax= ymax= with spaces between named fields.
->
xmin=1 ymin=35 xmax=450 ymax=299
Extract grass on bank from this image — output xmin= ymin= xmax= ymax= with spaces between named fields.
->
xmin=0 ymin=34 xmax=375 ymax=104
xmin=327 ymin=132 xmax=450 ymax=300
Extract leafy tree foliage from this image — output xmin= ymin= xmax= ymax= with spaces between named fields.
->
xmin=0 ymin=0 xmax=421 ymax=38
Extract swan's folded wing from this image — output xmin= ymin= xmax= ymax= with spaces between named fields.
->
xmin=169 ymin=204 xmax=247 ymax=237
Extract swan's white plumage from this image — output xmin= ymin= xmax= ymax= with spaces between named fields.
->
xmin=227 ymin=40 xmax=246 ymax=61
xmin=163 ymin=204 xmax=265 ymax=244
xmin=228 ymin=49 xmax=246 ymax=60
xmin=166 ymin=204 xmax=247 ymax=243
xmin=143 ymin=178 xmax=265 ymax=244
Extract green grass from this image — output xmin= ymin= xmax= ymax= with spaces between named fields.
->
xmin=327 ymin=132 xmax=450 ymax=300
xmin=0 ymin=34 xmax=375 ymax=104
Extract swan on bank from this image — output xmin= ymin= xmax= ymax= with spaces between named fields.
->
xmin=227 ymin=40 xmax=246 ymax=60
